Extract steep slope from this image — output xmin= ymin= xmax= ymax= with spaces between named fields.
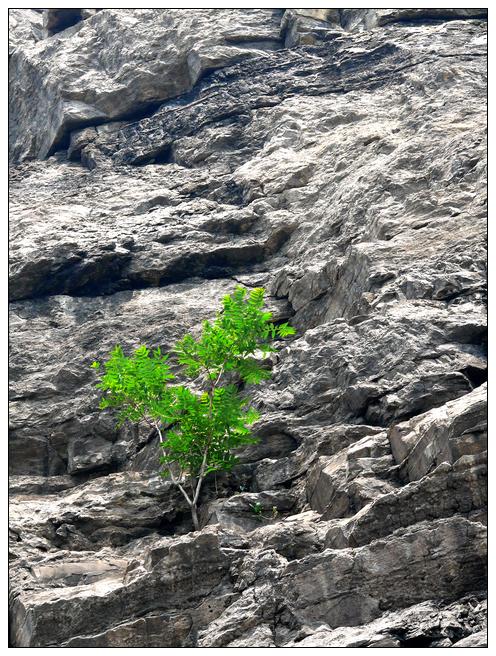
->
xmin=9 ymin=8 xmax=487 ymax=648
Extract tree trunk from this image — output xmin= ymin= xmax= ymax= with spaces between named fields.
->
xmin=190 ymin=503 xmax=200 ymax=531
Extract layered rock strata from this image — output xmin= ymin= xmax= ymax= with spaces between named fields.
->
xmin=9 ymin=8 xmax=487 ymax=647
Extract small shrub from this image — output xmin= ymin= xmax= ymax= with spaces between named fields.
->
xmin=250 ymin=501 xmax=264 ymax=520
xmin=91 ymin=286 xmax=295 ymax=530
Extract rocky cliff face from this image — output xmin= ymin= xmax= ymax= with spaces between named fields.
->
xmin=9 ymin=8 xmax=487 ymax=648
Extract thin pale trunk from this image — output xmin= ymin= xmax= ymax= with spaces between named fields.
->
xmin=193 ymin=452 xmax=208 ymax=504
xmin=156 ymin=422 xmax=194 ymax=506
xmin=156 ymin=422 xmax=206 ymax=531
xmin=190 ymin=503 xmax=200 ymax=531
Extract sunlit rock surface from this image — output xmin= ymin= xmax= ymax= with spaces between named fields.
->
xmin=9 ymin=8 xmax=486 ymax=647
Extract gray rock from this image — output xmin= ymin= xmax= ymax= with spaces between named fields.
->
xmin=257 ymin=303 xmax=485 ymax=426
xmin=9 ymin=475 xmax=78 ymax=495
xmin=306 ymin=431 xmax=396 ymax=519
xmin=282 ymin=9 xmax=488 ymax=39
xmin=389 ymin=383 xmax=487 ymax=481
xmin=197 ymin=518 xmax=486 ymax=647
xmin=340 ymin=9 xmax=487 ymax=32
xmin=197 ymin=583 xmax=279 ymax=647
xmin=43 ymin=9 xmax=100 ymax=38
xmin=286 ymin=596 xmax=487 ymax=647
xmin=9 ymin=9 xmax=284 ymax=161
xmin=9 ymin=280 xmax=254 ymax=475
xmin=281 ymin=10 xmax=343 ymax=48
xmin=452 ymin=629 xmax=487 ymax=647
xmin=9 ymin=472 xmax=190 ymax=557
xmin=280 ymin=517 xmax=486 ymax=630
xmin=8 ymin=159 xmax=294 ymax=301
xmin=9 ymin=8 xmax=487 ymax=648
xmin=10 ymin=527 xmax=238 ymax=647
xmin=246 ymin=511 xmax=326 ymax=561
xmin=252 ymin=423 xmax=388 ymax=491
xmin=8 ymin=9 xmax=44 ymax=55
xmin=326 ymin=456 xmax=487 ymax=548
xmin=202 ymin=490 xmax=298 ymax=532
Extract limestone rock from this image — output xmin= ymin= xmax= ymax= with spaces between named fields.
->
xmin=43 ymin=9 xmax=101 ymax=38
xmin=340 ymin=9 xmax=488 ymax=32
xmin=256 ymin=303 xmax=486 ymax=427
xmin=325 ymin=455 xmax=487 ymax=548
xmin=286 ymin=596 xmax=487 ymax=647
xmin=281 ymin=10 xmax=343 ymax=48
xmin=389 ymin=383 xmax=487 ymax=481
xmin=452 ymin=629 xmax=487 ymax=648
xmin=202 ymin=490 xmax=298 ymax=532
xmin=9 ymin=472 xmax=190 ymax=559
xmin=8 ymin=9 xmax=44 ymax=54
xmin=306 ymin=431 xmax=396 ymax=519
xmin=9 ymin=9 xmax=284 ymax=162
xmin=10 ymin=527 xmax=238 ymax=647
xmin=9 ymin=280 xmax=264 ymax=476
xmin=280 ymin=517 xmax=486 ymax=629
xmin=9 ymin=8 xmax=487 ymax=648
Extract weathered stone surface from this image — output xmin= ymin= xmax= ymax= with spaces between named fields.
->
xmin=195 ymin=518 xmax=486 ymax=647
xmin=60 ymin=19 xmax=488 ymax=177
xmin=9 ymin=475 xmax=78 ymax=496
xmin=282 ymin=8 xmax=489 ymax=42
xmin=280 ymin=517 xmax=486 ymax=629
xmin=9 ymin=160 xmax=295 ymax=301
xmin=43 ymin=9 xmax=100 ymax=38
xmin=10 ymin=527 xmax=238 ymax=647
xmin=257 ymin=302 xmax=485 ymax=427
xmin=341 ymin=9 xmax=488 ymax=32
xmin=8 ymin=9 xmax=44 ymax=54
xmin=281 ymin=9 xmax=343 ymax=48
xmin=9 ymin=280 xmax=288 ymax=476
xmin=325 ymin=455 xmax=487 ymax=548
xmin=246 ymin=511 xmax=326 ymax=561
xmin=202 ymin=490 xmax=299 ymax=532
xmin=389 ymin=383 xmax=487 ymax=481
xmin=9 ymin=8 xmax=487 ymax=648
xmin=9 ymin=9 xmax=284 ymax=162
xmin=286 ymin=595 xmax=487 ymax=647
xmin=9 ymin=472 xmax=190 ymax=560
xmin=306 ymin=431 xmax=396 ymax=519
xmin=452 ymin=629 xmax=487 ymax=648
xmin=197 ymin=583 xmax=279 ymax=647
xmin=249 ymin=422 xmax=380 ymax=489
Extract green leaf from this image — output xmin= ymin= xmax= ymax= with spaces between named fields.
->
xmin=277 ymin=323 xmax=296 ymax=337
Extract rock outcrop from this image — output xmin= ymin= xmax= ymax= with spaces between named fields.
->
xmin=9 ymin=8 xmax=487 ymax=648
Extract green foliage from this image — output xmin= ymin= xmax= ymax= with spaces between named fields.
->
xmin=91 ymin=286 xmax=295 ymax=529
xmin=174 ymin=286 xmax=295 ymax=384
xmin=158 ymin=384 xmax=259 ymax=479
xmin=249 ymin=502 xmax=279 ymax=523
xmin=93 ymin=345 xmax=174 ymax=427
xmin=250 ymin=501 xmax=264 ymax=520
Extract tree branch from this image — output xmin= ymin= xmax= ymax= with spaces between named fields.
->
xmin=155 ymin=421 xmax=193 ymax=506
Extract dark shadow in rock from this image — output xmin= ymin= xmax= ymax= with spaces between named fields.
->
xmin=460 ymin=364 xmax=487 ymax=389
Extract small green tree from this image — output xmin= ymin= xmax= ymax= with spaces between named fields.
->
xmin=91 ymin=286 xmax=295 ymax=530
